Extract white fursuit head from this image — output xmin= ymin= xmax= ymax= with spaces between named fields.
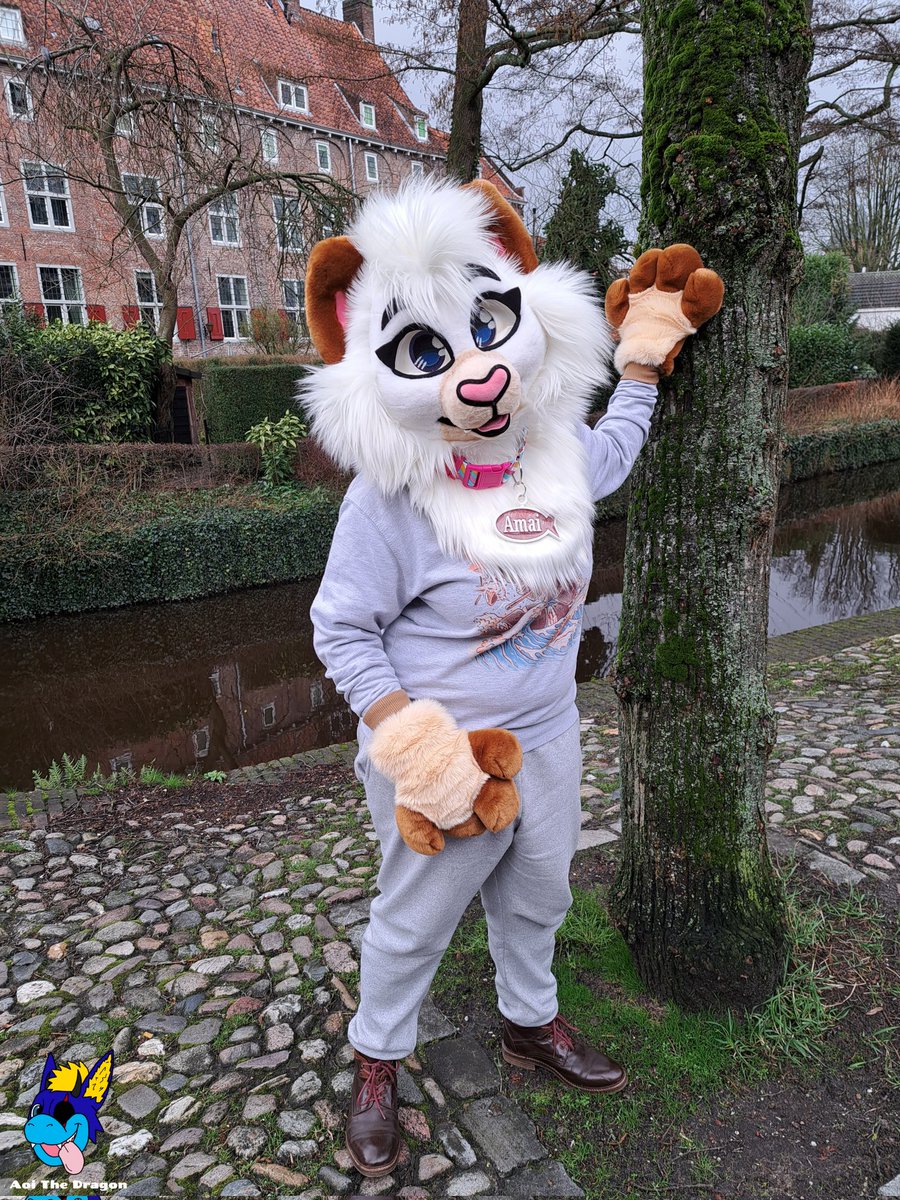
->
xmin=299 ymin=177 xmax=614 ymax=594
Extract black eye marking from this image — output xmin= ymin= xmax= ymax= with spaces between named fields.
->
xmin=465 ymin=263 xmax=501 ymax=282
xmin=376 ymin=324 xmax=454 ymax=379
xmin=380 ymin=297 xmax=402 ymax=330
xmin=52 ymin=1099 xmax=75 ymax=1125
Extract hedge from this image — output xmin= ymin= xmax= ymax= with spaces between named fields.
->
xmin=0 ymin=488 xmax=339 ymax=622
xmin=789 ymin=323 xmax=876 ymax=388
xmin=202 ymin=363 xmax=310 ymax=443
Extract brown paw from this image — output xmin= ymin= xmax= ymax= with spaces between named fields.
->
xmin=446 ymin=812 xmax=488 ymax=839
xmin=395 ymin=806 xmax=445 ymax=855
xmin=467 ymin=728 xmax=523 ymax=779
xmin=472 ymin=777 xmax=519 ymax=834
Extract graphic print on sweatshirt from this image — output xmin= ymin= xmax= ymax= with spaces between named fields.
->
xmin=470 ymin=565 xmax=588 ymax=669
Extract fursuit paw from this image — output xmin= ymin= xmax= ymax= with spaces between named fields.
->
xmin=605 ymin=244 xmax=724 ymax=376
xmin=445 ymin=811 xmax=488 ymax=839
xmin=396 ymin=806 xmax=445 ymax=856
xmin=472 ymin=777 xmax=519 ymax=834
xmin=467 ymin=727 xmax=523 ymax=780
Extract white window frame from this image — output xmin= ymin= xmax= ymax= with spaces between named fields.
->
xmin=277 ymin=79 xmax=308 ymax=113
xmin=115 ymin=109 xmax=136 ymax=138
xmin=0 ymin=181 xmax=7 ymax=226
xmin=123 ymin=173 xmax=164 ymax=240
xmin=22 ymin=161 xmax=73 ymax=231
xmin=0 ymin=261 xmax=19 ymax=305
xmin=315 ymin=141 xmax=332 ymax=174
xmin=261 ymin=127 xmax=279 ymax=165
xmin=199 ymin=111 xmax=220 ymax=153
xmin=273 ymin=195 xmax=304 ymax=252
xmin=216 ymin=274 xmax=250 ymax=340
xmin=359 ymin=101 xmax=376 ymax=129
xmin=363 ymin=152 xmax=379 ymax=183
xmin=414 ymin=115 xmax=427 ymax=141
xmin=0 ymin=6 xmax=25 ymax=44
xmin=282 ymin=278 xmax=305 ymax=330
xmin=410 ymin=161 xmax=424 ymax=179
xmin=208 ymin=193 xmax=240 ymax=246
xmin=5 ymin=76 xmax=31 ymax=120
xmin=135 ymin=269 xmax=163 ymax=332
xmin=38 ymin=264 xmax=86 ymax=325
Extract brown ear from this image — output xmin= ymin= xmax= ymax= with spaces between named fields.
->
xmin=465 ymin=180 xmax=538 ymax=274
xmin=304 ymin=236 xmax=364 ymax=364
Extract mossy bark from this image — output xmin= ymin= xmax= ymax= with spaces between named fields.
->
xmin=609 ymin=0 xmax=814 ymax=1010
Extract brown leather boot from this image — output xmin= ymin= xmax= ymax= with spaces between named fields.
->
xmin=344 ymin=1050 xmax=401 ymax=1177
xmin=501 ymin=1013 xmax=628 ymax=1093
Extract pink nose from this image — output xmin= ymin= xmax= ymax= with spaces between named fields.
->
xmin=457 ymin=365 xmax=510 ymax=406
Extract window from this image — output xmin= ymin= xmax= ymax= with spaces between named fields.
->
xmin=0 ymin=263 xmax=19 ymax=304
xmin=39 ymin=266 xmax=86 ymax=325
xmin=315 ymin=141 xmax=332 ymax=174
xmin=115 ymin=109 xmax=136 ymax=137
xmin=261 ymin=127 xmax=278 ymax=164
xmin=414 ymin=115 xmax=427 ymax=141
xmin=363 ymin=152 xmax=378 ymax=183
xmin=209 ymin=193 xmax=239 ymax=245
xmin=217 ymin=275 xmax=249 ymax=339
xmin=23 ymin=162 xmax=73 ymax=229
xmin=282 ymin=278 xmax=305 ymax=330
xmin=359 ymin=101 xmax=375 ymax=129
xmin=135 ymin=270 xmax=162 ymax=331
xmin=199 ymin=112 xmax=219 ymax=152
xmin=410 ymin=161 xmax=424 ymax=179
xmin=0 ymin=6 xmax=25 ymax=43
xmin=278 ymin=79 xmax=308 ymax=112
xmin=5 ymin=78 xmax=30 ymax=119
xmin=123 ymin=174 xmax=164 ymax=238
xmin=0 ymin=181 xmax=7 ymax=225
xmin=273 ymin=195 xmax=304 ymax=251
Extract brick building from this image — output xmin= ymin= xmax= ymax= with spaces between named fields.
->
xmin=0 ymin=0 xmax=522 ymax=358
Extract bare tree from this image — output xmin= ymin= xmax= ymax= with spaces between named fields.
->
xmin=804 ymin=125 xmax=900 ymax=268
xmin=4 ymin=0 xmax=351 ymax=348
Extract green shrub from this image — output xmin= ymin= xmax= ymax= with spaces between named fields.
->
xmin=791 ymin=253 xmax=853 ymax=327
xmin=880 ymin=321 xmax=900 ymax=377
xmin=789 ymin=323 xmax=876 ymax=388
xmin=0 ymin=486 xmax=340 ymax=621
xmin=247 ymin=410 xmax=308 ymax=488
xmin=781 ymin=419 xmax=900 ymax=481
xmin=202 ymin=363 xmax=309 ymax=442
xmin=0 ymin=311 xmax=169 ymax=442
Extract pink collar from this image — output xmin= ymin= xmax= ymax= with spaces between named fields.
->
xmin=445 ymin=435 xmax=526 ymax=490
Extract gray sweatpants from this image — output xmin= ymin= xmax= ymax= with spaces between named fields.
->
xmin=348 ymin=719 xmax=583 ymax=1060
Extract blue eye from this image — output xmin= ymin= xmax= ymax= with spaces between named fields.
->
xmin=411 ymin=331 xmax=449 ymax=372
xmin=376 ymin=325 xmax=454 ymax=378
xmin=470 ymin=289 xmax=521 ymax=351
xmin=472 ymin=307 xmax=496 ymax=348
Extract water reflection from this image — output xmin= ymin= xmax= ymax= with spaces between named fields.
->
xmin=1 ymin=462 xmax=898 ymax=790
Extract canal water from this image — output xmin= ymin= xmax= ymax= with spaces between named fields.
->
xmin=2 ymin=459 xmax=899 ymax=791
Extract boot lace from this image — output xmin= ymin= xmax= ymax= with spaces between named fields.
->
xmin=356 ymin=1058 xmax=397 ymax=1120
xmin=548 ymin=1013 xmax=580 ymax=1052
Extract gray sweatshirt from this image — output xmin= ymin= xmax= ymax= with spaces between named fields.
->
xmin=310 ymin=378 xmax=657 ymax=756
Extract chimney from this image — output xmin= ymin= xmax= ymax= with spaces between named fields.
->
xmin=342 ymin=0 xmax=374 ymax=40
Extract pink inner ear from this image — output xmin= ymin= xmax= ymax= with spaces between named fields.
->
xmin=490 ymin=236 xmax=507 ymax=257
xmin=334 ymin=290 xmax=348 ymax=329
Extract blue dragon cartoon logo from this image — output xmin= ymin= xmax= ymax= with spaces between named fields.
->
xmin=23 ymin=1051 xmax=114 ymax=1176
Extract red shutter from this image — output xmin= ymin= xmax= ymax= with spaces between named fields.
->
xmin=206 ymin=306 xmax=225 ymax=341
xmin=87 ymin=304 xmax=107 ymax=322
xmin=23 ymin=302 xmax=45 ymax=323
xmin=176 ymin=306 xmax=197 ymax=341
xmin=122 ymin=305 xmax=140 ymax=328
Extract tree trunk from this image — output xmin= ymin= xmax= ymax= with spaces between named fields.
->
xmin=446 ymin=0 xmax=488 ymax=182
xmin=609 ymin=0 xmax=814 ymax=1010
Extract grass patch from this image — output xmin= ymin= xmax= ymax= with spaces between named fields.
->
xmin=433 ymin=877 xmax=894 ymax=1197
